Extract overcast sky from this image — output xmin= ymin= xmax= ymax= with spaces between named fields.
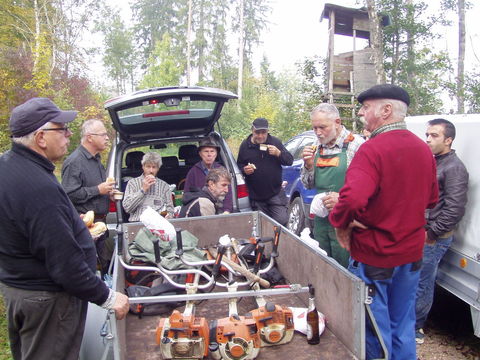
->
xmin=253 ymin=0 xmax=480 ymax=74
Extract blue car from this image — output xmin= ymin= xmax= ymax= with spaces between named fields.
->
xmin=282 ymin=130 xmax=317 ymax=235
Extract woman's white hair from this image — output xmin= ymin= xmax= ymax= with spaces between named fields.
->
xmin=141 ymin=152 xmax=163 ymax=167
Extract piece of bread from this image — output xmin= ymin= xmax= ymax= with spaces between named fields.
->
xmin=82 ymin=210 xmax=95 ymax=228
xmin=248 ymin=162 xmax=257 ymax=170
xmin=89 ymin=222 xmax=107 ymax=237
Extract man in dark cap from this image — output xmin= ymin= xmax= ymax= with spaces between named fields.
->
xmin=237 ymin=117 xmax=293 ymax=225
xmin=329 ymin=85 xmax=439 ymax=359
xmin=0 ymin=98 xmax=129 ymax=360
xmin=182 ymin=137 xmax=233 ymax=213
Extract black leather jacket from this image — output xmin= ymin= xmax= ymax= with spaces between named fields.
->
xmin=426 ymin=150 xmax=469 ymax=241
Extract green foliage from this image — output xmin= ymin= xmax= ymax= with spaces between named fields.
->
xmin=138 ymin=33 xmax=183 ymax=88
xmin=98 ymin=10 xmax=137 ymax=93
xmin=379 ymin=0 xmax=453 ymax=114
xmin=465 ymin=72 xmax=480 ymax=113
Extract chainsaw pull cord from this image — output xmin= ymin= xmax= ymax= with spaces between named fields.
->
xmin=272 ymin=226 xmax=281 ymax=258
xmin=175 ymin=227 xmax=184 ymax=257
xmin=253 ymin=243 xmax=265 ymax=274
xmin=212 ymin=245 xmax=226 ymax=281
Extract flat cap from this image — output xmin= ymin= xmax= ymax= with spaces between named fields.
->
xmin=9 ymin=97 xmax=77 ymax=137
xmin=252 ymin=117 xmax=269 ymax=130
xmin=357 ymin=84 xmax=410 ymax=106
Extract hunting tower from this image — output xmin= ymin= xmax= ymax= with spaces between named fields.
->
xmin=321 ymin=3 xmax=389 ymax=122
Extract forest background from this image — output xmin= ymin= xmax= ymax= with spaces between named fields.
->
xmin=1 ymin=0 xmax=480 ymax=157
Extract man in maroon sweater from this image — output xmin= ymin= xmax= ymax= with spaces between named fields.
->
xmin=329 ymin=84 xmax=438 ymax=360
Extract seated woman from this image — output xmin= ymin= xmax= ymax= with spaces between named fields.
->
xmin=183 ymin=138 xmax=233 ymax=213
xmin=123 ymin=152 xmax=174 ymax=221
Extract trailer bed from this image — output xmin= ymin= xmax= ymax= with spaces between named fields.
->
xmin=89 ymin=212 xmax=366 ymax=360
xmin=124 ymin=293 xmax=355 ymax=359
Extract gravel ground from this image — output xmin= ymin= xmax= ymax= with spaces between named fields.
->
xmin=417 ymin=287 xmax=480 ymax=360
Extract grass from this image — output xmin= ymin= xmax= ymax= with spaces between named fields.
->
xmin=0 ymin=299 xmax=12 ymax=360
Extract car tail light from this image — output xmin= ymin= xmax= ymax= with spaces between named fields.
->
xmin=109 ymin=200 xmax=117 ymax=213
xmin=237 ymin=184 xmax=249 ymax=199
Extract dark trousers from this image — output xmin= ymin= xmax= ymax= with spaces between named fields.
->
xmin=250 ymin=191 xmax=288 ymax=226
xmin=0 ymin=282 xmax=87 ymax=360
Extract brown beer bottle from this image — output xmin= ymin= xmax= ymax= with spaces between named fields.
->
xmin=307 ymin=284 xmax=320 ymax=345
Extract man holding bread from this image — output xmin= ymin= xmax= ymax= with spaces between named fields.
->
xmin=62 ymin=118 xmax=114 ymax=272
xmin=0 ymin=98 xmax=129 ymax=360
xmin=301 ymin=103 xmax=364 ymax=267
xmin=237 ymin=117 xmax=293 ymax=225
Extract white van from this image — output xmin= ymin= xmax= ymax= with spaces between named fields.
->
xmin=406 ymin=114 xmax=480 ymax=337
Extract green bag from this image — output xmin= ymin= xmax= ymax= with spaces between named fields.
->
xmin=128 ymin=226 xmax=206 ymax=270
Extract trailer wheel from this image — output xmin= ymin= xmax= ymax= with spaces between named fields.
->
xmin=287 ymin=197 xmax=305 ymax=236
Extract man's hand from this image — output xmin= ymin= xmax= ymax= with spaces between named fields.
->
xmin=142 ymin=174 xmax=156 ymax=193
xmin=243 ymin=164 xmax=255 ymax=175
xmin=334 ymin=220 xmax=368 ymax=251
xmin=323 ymin=192 xmax=339 ymax=211
xmin=302 ymin=145 xmax=316 ymax=170
xmin=267 ymin=145 xmax=281 ymax=157
xmin=98 ymin=179 xmax=115 ymax=195
xmin=425 ymin=231 xmax=435 ymax=245
xmin=112 ymin=292 xmax=129 ymax=320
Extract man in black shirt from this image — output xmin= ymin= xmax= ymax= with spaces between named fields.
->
xmin=237 ymin=118 xmax=293 ymax=225
xmin=62 ymin=118 xmax=114 ymax=217
xmin=0 ymin=98 xmax=128 ymax=360
xmin=62 ymin=119 xmax=114 ymax=272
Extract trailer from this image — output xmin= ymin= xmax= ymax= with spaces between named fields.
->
xmin=80 ymin=211 xmax=371 ymax=359
xmin=406 ymin=114 xmax=480 ymax=337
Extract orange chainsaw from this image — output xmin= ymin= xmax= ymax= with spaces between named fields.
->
xmin=156 ymin=310 xmax=209 ymax=360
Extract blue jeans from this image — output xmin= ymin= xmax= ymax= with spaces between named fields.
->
xmin=349 ymin=259 xmax=421 ymax=360
xmin=415 ymin=236 xmax=453 ymax=329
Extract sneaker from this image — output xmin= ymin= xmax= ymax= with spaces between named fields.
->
xmin=415 ymin=328 xmax=425 ymax=344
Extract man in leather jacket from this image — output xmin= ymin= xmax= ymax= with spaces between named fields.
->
xmin=415 ymin=118 xmax=469 ymax=344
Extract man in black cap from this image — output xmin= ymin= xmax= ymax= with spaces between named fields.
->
xmin=0 ymin=98 xmax=129 ymax=360
xmin=329 ymin=85 xmax=438 ymax=359
xmin=237 ymin=117 xmax=293 ymax=225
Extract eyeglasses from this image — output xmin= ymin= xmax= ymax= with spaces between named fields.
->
xmin=42 ymin=126 xmax=71 ymax=135
xmin=89 ymin=132 xmax=109 ymax=137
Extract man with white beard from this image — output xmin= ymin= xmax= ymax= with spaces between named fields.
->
xmin=179 ymin=167 xmax=231 ymax=217
xmin=301 ymin=103 xmax=365 ymax=267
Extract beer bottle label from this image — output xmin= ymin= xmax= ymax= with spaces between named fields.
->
xmin=307 ymin=324 xmax=313 ymax=340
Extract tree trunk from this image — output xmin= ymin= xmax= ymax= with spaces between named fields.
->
xmin=33 ymin=0 xmax=41 ymax=73
xmin=457 ymin=0 xmax=465 ymax=113
xmin=186 ymin=0 xmax=192 ymax=86
xmin=237 ymin=0 xmax=245 ymax=103
xmin=365 ymin=0 xmax=385 ymax=84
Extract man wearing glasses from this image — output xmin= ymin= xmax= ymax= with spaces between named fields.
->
xmin=62 ymin=118 xmax=114 ymax=272
xmin=0 ymin=98 xmax=129 ymax=359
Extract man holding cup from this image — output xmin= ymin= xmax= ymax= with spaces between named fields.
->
xmin=301 ymin=103 xmax=364 ymax=267
xmin=237 ymin=118 xmax=293 ymax=225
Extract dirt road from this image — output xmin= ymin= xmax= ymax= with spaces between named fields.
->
xmin=417 ymin=287 xmax=480 ymax=360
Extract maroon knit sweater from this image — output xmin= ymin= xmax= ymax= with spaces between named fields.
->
xmin=329 ymin=129 xmax=439 ymax=268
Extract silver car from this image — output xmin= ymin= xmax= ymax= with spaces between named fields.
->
xmin=104 ymin=86 xmax=251 ymax=233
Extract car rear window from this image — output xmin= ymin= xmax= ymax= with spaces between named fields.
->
xmin=116 ymin=98 xmax=217 ymax=125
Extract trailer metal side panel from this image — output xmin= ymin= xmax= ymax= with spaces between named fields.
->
xmin=258 ymin=213 xmax=365 ymax=358
xmin=104 ymin=212 xmax=364 ymax=359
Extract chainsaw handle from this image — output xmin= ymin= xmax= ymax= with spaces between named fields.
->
xmin=253 ymin=243 xmax=265 ymax=274
xmin=153 ymin=239 xmax=161 ymax=263
xmin=175 ymin=228 xmax=183 ymax=256
xmin=271 ymin=226 xmax=281 ymax=258
xmin=212 ymin=245 xmax=226 ymax=279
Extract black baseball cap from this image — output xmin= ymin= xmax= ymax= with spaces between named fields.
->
xmin=9 ymin=97 xmax=77 ymax=137
xmin=252 ymin=117 xmax=269 ymax=130
xmin=357 ymin=84 xmax=410 ymax=106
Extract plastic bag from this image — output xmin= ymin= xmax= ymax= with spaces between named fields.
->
xmin=310 ymin=192 xmax=329 ymax=218
xmin=140 ymin=206 xmax=176 ymax=241
xmin=288 ymin=307 xmax=326 ymax=336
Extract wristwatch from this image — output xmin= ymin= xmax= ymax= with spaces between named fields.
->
xmin=140 ymin=189 xmax=146 ymax=195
